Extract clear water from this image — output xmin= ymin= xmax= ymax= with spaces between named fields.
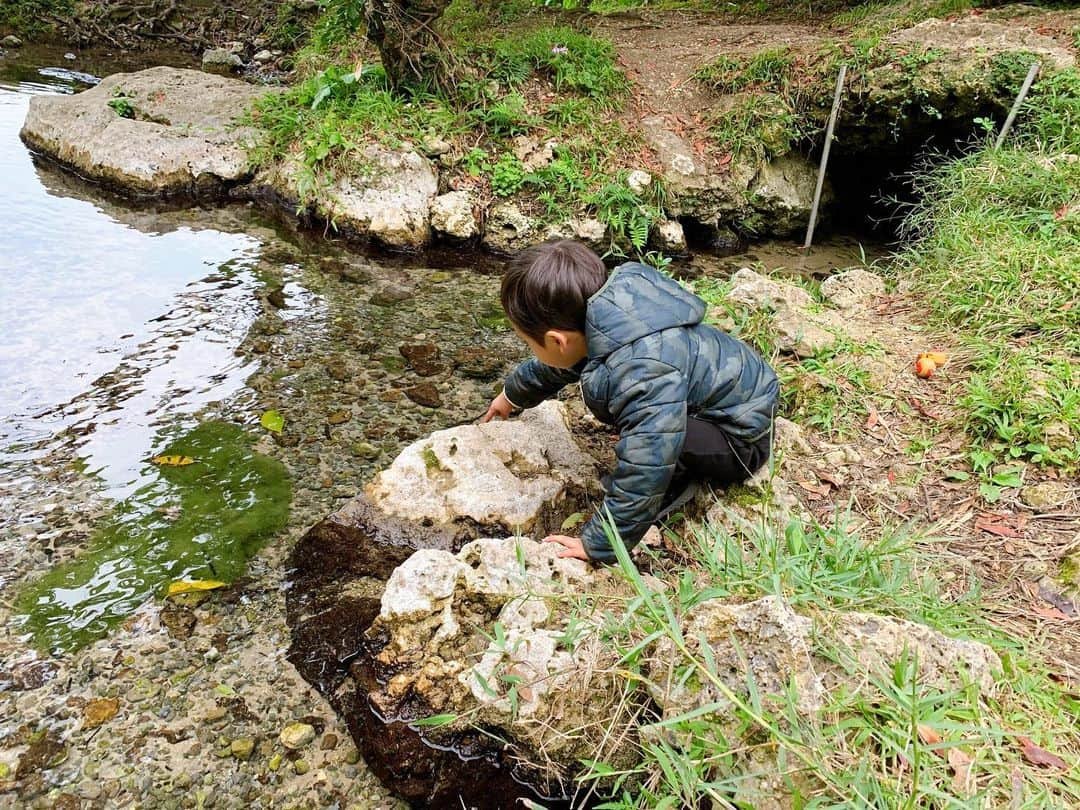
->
xmin=0 ymin=59 xmax=266 ymax=478
xmin=0 ymin=53 xmax=291 ymax=650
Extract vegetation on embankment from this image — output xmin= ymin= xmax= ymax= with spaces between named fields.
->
xmin=251 ymin=2 xmax=669 ymax=258
xmin=583 ymin=508 xmax=1080 ymax=808
xmin=897 ymin=68 xmax=1080 ymax=473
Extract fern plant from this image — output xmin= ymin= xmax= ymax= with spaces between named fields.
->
xmin=587 ymin=173 xmax=665 ymax=255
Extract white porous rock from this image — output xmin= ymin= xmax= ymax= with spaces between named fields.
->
xmin=20 ymin=67 xmax=274 ymax=195
xmin=655 ymin=219 xmax=687 ymax=253
xmin=429 ymin=190 xmax=477 ymax=240
xmin=650 ymin=596 xmax=825 ymax=719
xmin=820 ymin=268 xmax=886 ymax=310
xmin=727 ymin=267 xmax=814 ymax=311
xmin=820 ymin=612 xmax=1001 ymax=693
xmin=366 ymin=400 xmax=595 ymax=532
xmin=482 ymin=201 xmax=534 ymax=254
xmin=268 ymin=146 xmax=438 ymax=248
xmin=626 ymin=169 xmax=653 ymax=194
xmin=370 ymin=537 xmax=644 ymax=770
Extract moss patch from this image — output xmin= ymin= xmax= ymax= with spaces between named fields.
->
xmin=15 ymin=421 xmax=291 ymax=654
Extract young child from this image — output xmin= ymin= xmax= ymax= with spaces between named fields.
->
xmin=482 ymin=239 xmax=779 ymax=563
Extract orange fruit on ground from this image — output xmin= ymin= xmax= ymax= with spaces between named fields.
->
xmin=914 ymin=356 xmax=937 ymax=378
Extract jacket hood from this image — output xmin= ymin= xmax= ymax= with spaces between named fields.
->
xmin=585 ymin=262 xmax=706 ymax=358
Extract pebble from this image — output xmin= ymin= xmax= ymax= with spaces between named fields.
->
xmin=230 ymin=738 xmax=255 ymax=761
xmin=293 ymin=759 xmax=310 ymax=776
xmin=279 ymin=722 xmax=316 ymax=749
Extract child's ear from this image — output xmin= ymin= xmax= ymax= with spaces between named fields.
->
xmin=545 ymin=330 xmax=569 ymax=351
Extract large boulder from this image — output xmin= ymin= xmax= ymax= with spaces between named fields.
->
xmin=369 ymin=538 xmax=643 ymax=784
xmin=20 ymin=67 xmax=272 ymax=196
xmin=639 ymin=115 xmax=825 ymax=239
xmin=260 ymin=147 xmax=438 ymax=249
xmin=366 ymin=400 xmax=599 ymax=537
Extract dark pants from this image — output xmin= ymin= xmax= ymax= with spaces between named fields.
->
xmin=677 ymin=416 xmax=772 ymax=486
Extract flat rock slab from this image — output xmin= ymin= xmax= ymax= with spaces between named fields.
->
xmin=20 ymin=67 xmax=273 ymax=196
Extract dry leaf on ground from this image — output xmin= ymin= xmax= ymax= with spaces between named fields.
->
xmin=1017 ymin=736 xmax=1068 ymax=770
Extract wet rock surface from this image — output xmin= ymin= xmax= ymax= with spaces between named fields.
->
xmin=20 ymin=67 xmax=272 ymax=196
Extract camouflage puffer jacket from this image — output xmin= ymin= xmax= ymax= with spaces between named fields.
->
xmin=503 ymin=262 xmax=779 ymax=562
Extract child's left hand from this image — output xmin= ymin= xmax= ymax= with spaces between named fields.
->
xmin=543 ymin=534 xmax=589 ymax=560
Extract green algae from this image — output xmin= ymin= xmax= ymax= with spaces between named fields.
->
xmin=15 ymin=421 xmax=290 ymax=654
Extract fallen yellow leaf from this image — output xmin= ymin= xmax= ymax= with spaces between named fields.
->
xmin=151 ymin=455 xmax=195 ymax=467
xmin=166 ymin=579 xmax=226 ymax=596
xmin=83 ymin=697 xmax=119 ymax=729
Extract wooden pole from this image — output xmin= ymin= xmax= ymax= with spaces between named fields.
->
xmin=804 ymin=64 xmax=847 ymax=250
xmin=995 ymin=61 xmax=1041 ymax=150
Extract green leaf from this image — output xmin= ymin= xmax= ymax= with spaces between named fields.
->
xmin=979 ymin=482 xmax=1002 ymax=503
xmin=260 ymin=410 xmax=284 ymax=433
xmin=214 ymin=683 xmax=236 ymax=697
xmin=944 ymin=469 xmax=970 ymax=481
xmin=990 ymin=467 xmax=1023 ymax=488
xmin=411 ymin=713 xmax=457 ymax=727
xmin=561 ymin=511 xmax=586 ymax=531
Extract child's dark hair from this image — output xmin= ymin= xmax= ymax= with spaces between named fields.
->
xmin=501 ymin=240 xmax=608 ymax=342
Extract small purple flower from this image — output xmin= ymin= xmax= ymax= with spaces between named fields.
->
xmin=551 ymin=45 xmax=569 ymax=55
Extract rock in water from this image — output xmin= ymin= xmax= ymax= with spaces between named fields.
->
xmin=403 ymin=382 xmax=442 ymax=408
xmin=260 ymin=148 xmax=438 ymax=249
xmin=201 ymin=48 xmax=244 ymax=72
xmin=20 ymin=67 xmax=273 ymax=197
xmin=366 ymin=401 xmax=597 ymax=536
xmin=429 ymin=191 xmax=478 ymax=240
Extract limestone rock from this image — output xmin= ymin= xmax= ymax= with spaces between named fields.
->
xmin=820 ymin=268 xmax=886 ymax=310
xmin=202 ymin=48 xmax=244 ymax=71
xmin=366 ymin=401 xmax=596 ymax=534
xmin=654 ymin=219 xmax=687 ymax=253
xmin=820 ymin=612 xmax=1000 ymax=693
xmin=482 ymin=201 xmax=534 ymax=254
xmin=429 ymin=191 xmax=477 ymax=240
xmin=641 ymin=114 xmax=758 ymax=225
xmin=749 ymin=155 xmax=825 ymax=237
xmin=773 ymin=416 xmax=812 ymax=457
xmin=1021 ymin=481 xmax=1073 ymax=512
xmin=727 ymin=267 xmax=814 ymax=311
xmin=370 ymin=537 xmax=642 ymax=775
xmin=772 ymin=307 xmax=840 ymax=358
xmin=889 ymin=19 xmax=1075 ymax=72
xmin=262 ymin=147 xmax=437 ymax=249
xmin=253 ymin=50 xmax=273 ymax=64
xmin=20 ymin=67 xmax=272 ymax=196
xmin=626 ymin=169 xmax=652 ymax=194
xmin=650 ymin=596 xmax=824 ymax=720
xmin=2 ymin=35 xmax=23 ymax=48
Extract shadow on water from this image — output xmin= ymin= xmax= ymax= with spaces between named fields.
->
xmin=14 ymin=421 xmax=290 ymax=654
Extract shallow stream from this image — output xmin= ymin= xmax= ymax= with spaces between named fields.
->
xmin=0 ymin=48 xmax=876 ymax=655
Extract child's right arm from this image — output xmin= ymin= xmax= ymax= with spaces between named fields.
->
xmin=501 ymin=357 xmax=582 ymax=411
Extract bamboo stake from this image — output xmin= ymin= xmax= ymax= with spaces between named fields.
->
xmin=804 ymin=64 xmax=847 ymax=250
xmin=995 ymin=61 xmax=1041 ymax=149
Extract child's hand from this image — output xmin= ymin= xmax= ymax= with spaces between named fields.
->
xmin=481 ymin=391 xmax=514 ymax=423
xmin=543 ymin=534 xmax=589 ymax=560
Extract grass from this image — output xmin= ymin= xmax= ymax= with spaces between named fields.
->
xmin=0 ymin=0 xmax=71 ymax=35
xmin=249 ymin=9 xmax=666 ymax=258
xmin=897 ymin=68 xmax=1080 ymax=469
xmin=571 ymin=496 xmax=1080 ymax=808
